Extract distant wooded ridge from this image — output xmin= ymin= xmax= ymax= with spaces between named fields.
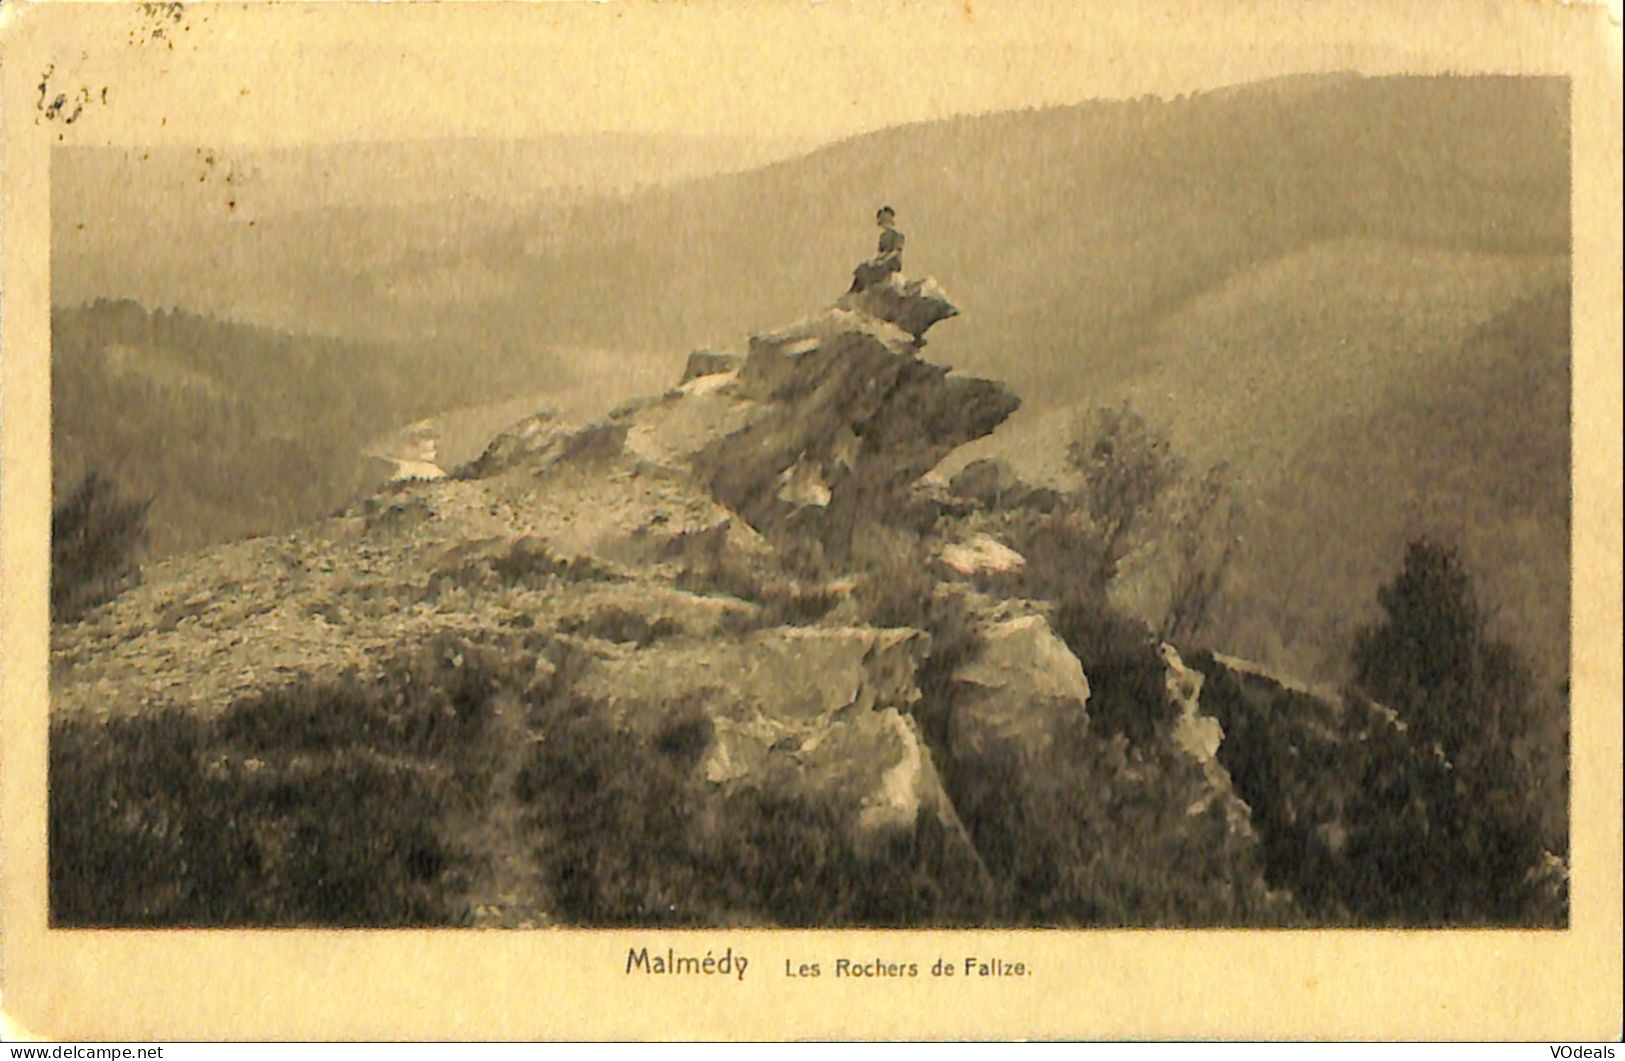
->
xmin=51 ymin=72 xmax=1570 ymax=690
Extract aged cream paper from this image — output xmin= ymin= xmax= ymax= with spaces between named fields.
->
xmin=2 ymin=0 xmax=1621 ymax=1041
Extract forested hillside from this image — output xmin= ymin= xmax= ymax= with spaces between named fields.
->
xmin=52 ymin=73 xmax=1570 ymax=687
xmin=51 ymin=301 xmax=569 ymax=556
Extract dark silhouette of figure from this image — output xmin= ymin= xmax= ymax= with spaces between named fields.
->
xmin=849 ymin=205 xmax=905 ymax=293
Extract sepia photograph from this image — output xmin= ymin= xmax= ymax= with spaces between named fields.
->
xmin=37 ymin=11 xmax=1579 ymax=933
xmin=3 ymin=0 xmax=1621 ymax=1042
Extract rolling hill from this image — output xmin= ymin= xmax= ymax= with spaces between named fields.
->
xmin=962 ymin=238 xmax=1570 ymax=687
xmin=52 ymin=72 xmax=1571 ymax=692
xmin=50 ymin=301 xmax=576 ymax=557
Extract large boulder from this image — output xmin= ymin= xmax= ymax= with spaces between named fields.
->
xmin=693 ymin=300 xmax=1020 ymax=554
xmin=570 ymin=625 xmax=990 ymax=876
xmin=949 ymin=457 xmax=1064 ymax=513
xmin=458 ymin=410 xmax=573 ymax=478
xmin=837 ymin=272 xmax=960 ymax=340
xmin=937 ymin=533 xmax=1026 ymax=578
xmin=949 ymin=612 xmax=1089 ymax=763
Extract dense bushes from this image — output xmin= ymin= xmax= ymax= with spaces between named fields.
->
xmin=1352 ymin=540 xmax=1537 ymax=758
xmin=1066 ymin=404 xmax=1239 ymax=641
xmin=1333 ymin=694 xmax=1558 ymax=925
xmin=948 ymin=699 xmax=1281 ymax=926
xmin=513 ymin=687 xmax=978 ymax=927
xmin=1067 ymin=404 xmax=1183 ymax=584
xmin=1052 ymin=603 xmax=1169 ymax=745
xmin=1190 ymin=541 xmax=1567 ymax=926
xmin=49 ymin=637 xmax=513 ymax=926
xmin=51 ymin=707 xmax=462 ymax=927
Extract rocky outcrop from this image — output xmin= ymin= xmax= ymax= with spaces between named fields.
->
xmin=693 ymin=300 xmax=1020 ymax=555
xmin=365 ymin=419 xmax=448 ymax=482
xmin=458 ymin=409 xmax=572 ymax=478
xmin=949 ymin=458 xmax=1063 ymax=514
xmin=1157 ymin=643 xmax=1255 ymax=843
xmin=569 ymin=625 xmax=982 ymax=868
xmin=50 ymin=278 xmax=1028 ymax=927
xmin=1161 ymin=642 xmax=1223 ymax=764
xmin=680 ymin=349 xmax=740 ymax=383
xmin=948 ymin=611 xmax=1088 ymax=763
xmin=938 ymin=533 xmax=1026 ymax=578
xmin=836 ymin=272 xmax=959 ymax=340
xmin=55 ymin=273 xmax=1450 ymax=930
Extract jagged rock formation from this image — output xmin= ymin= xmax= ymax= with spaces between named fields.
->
xmin=49 ymin=277 xmax=1015 ymax=926
xmin=834 ymin=273 xmax=959 ymax=340
xmin=949 ymin=611 xmax=1088 ymax=763
xmin=690 ymin=303 xmax=1020 ymax=556
xmin=48 ymin=274 xmax=1561 ymax=929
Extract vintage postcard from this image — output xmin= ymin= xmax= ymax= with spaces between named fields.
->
xmin=2 ymin=0 xmax=1620 ymax=1042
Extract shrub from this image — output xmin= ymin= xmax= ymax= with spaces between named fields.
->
xmin=513 ymin=689 xmax=980 ymax=926
xmin=674 ymin=547 xmax=841 ymax=627
xmin=1003 ymin=507 xmax=1113 ymax=602
xmin=948 ymin=708 xmax=1280 ymax=926
xmin=1052 ymin=601 xmax=1169 ymax=745
xmin=1350 ymin=539 xmax=1541 ymax=755
xmin=560 ymin=606 xmax=683 ymax=646
xmin=1067 ymin=404 xmax=1182 ymax=583
xmin=1353 ymin=540 xmax=1484 ymax=719
xmin=489 ymin=537 xmax=612 ymax=587
xmin=513 ymin=696 xmax=704 ymax=925
xmin=50 ymin=707 xmax=463 ymax=927
xmin=51 ymin=469 xmax=152 ymax=621
xmin=49 ymin=637 xmax=515 ymax=927
xmin=849 ymin=524 xmax=937 ymax=630
xmin=1156 ymin=462 xmax=1242 ymax=642
xmin=1064 ymin=405 xmax=1239 ymax=640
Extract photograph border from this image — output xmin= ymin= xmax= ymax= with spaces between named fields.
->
xmin=2 ymin=0 xmax=1620 ymax=1041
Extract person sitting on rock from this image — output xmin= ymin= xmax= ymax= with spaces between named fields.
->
xmin=848 ymin=205 xmax=905 ymax=293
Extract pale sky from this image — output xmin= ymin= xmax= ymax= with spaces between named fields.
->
xmin=8 ymin=0 xmax=1598 ymax=149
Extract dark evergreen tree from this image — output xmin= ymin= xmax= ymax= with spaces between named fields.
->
xmin=51 ymin=469 xmax=152 ymax=622
xmin=1344 ymin=539 xmax=1559 ymax=925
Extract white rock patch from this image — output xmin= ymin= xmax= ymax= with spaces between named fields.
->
xmin=939 ymin=534 xmax=1026 ymax=576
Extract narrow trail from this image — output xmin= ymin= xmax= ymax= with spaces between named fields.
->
xmin=455 ymin=692 xmax=555 ymax=929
